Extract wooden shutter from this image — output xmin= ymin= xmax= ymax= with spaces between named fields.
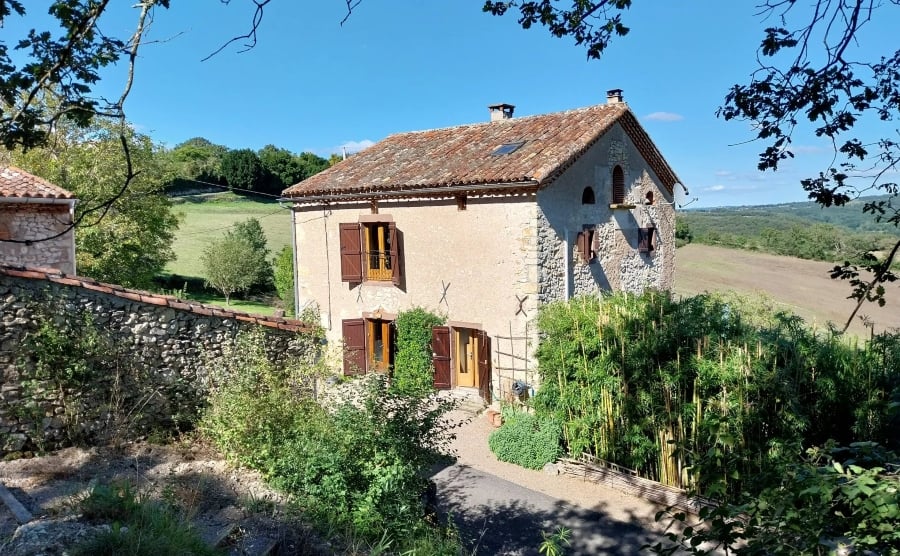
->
xmin=476 ymin=330 xmax=492 ymax=404
xmin=342 ymin=318 xmax=366 ymax=376
xmin=431 ymin=326 xmax=451 ymax=390
xmin=389 ymin=222 xmax=403 ymax=287
xmin=339 ymin=223 xmax=363 ymax=282
xmin=576 ymin=229 xmax=594 ymax=262
xmin=638 ymin=227 xmax=655 ymax=253
xmin=612 ymin=165 xmax=625 ymax=204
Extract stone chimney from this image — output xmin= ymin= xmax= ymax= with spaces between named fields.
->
xmin=488 ymin=103 xmax=515 ymax=122
xmin=606 ymin=89 xmax=624 ymax=104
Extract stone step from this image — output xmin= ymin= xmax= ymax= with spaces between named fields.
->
xmin=0 ymin=481 xmax=32 ymax=524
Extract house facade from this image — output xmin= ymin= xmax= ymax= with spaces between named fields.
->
xmin=0 ymin=166 xmax=77 ymax=274
xmin=283 ymin=91 xmax=684 ymax=402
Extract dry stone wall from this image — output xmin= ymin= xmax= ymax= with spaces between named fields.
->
xmin=0 ymin=267 xmax=318 ymax=457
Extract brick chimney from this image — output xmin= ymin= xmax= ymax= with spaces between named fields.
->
xmin=488 ymin=103 xmax=515 ymax=122
xmin=606 ymin=89 xmax=624 ymax=104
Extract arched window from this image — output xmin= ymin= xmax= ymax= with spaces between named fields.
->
xmin=581 ymin=186 xmax=595 ymax=205
xmin=612 ymin=165 xmax=625 ymax=204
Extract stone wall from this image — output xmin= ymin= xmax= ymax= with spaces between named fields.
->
xmin=537 ymin=122 xmax=676 ymax=301
xmin=0 ymin=203 xmax=76 ymax=275
xmin=0 ymin=266 xmax=317 ymax=457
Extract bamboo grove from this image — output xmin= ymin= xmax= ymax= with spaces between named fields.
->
xmin=532 ymin=292 xmax=900 ymax=499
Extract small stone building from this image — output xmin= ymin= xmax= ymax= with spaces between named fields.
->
xmin=282 ymin=91 xmax=685 ymax=402
xmin=0 ymin=166 xmax=77 ymax=274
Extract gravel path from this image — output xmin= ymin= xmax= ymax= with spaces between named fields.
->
xmin=444 ymin=409 xmax=667 ymax=526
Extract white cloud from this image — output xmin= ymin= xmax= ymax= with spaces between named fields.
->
xmin=704 ymin=185 xmax=726 ymax=192
xmin=643 ymin=111 xmax=684 ymax=122
xmin=714 ymin=170 xmax=733 ymax=177
xmin=338 ymin=139 xmax=375 ymax=154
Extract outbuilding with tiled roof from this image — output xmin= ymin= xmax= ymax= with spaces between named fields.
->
xmin=0 ymin=166 xmax=78 ymax=274
xmin=283 ymin=91 xmax=685 ymax=403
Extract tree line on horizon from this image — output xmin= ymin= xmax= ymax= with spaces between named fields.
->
xmin=167 ymin=137 xmax=340 ymax=197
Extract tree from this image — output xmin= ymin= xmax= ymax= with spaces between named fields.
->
xmin=220 ymin=148 xmax=264 ymax=192
xmin=484 ymin=0 xmax=900 ymax=332
xmin=228 ymin=218 xmax=272 ymax=290
xmin=200 ymin=236 xmax=262 ymax=305
xmin=6 ymin=114 xmax=179 ymax=288
xmin=168 ymin=137 xmax=228 ymax=186
xmin=273 ymin=245 xmax=294 ymax=316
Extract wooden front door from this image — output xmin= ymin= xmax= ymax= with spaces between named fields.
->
xmin=454 ymin=328 xmax=480 ymax=389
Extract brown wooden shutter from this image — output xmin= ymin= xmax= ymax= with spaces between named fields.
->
xmin=339 ymin=223 xmax=363 ymax=282
xmin=389 ymin=222 xmax=403 ymax=287
xmin=431 ymin=326 xmax=451 ymax=390
xmin=576 ymin=229 xmax=594 ymax=262
xmin=612 ymin=165 xmax=625 ymax=204
xmin=638 ymin=227 xmax=655 ymax=253
xmin=342 ymin=318 xmax=366 ymax=376
xmin=476 ymin=330 xmax=492 ymax=404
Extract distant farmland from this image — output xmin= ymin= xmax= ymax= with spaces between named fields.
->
xmin=675 ymin=244 xmax=900 ymax=337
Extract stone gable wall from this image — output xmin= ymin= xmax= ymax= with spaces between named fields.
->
xmin=0 ymin=267 xmax=317 ymax=457
xmin=0 ymin=203 xmax=76 ymax=275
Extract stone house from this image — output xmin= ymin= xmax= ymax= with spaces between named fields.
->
xmin=0 ymin=166 xmax=77 ymax=275
xmin=282 ymin=91 xmax=685 ymax=402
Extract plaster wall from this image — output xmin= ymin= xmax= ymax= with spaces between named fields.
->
xmin=537 ymin=122 xmax=676 ymax=300
xmin=0 ymin=203 xmax=75 ymax=274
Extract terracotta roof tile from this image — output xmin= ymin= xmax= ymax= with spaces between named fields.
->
xmin=284 ymin=103 xmax=681 ymax=199
xmin=0 ymin=166 xmax=75 ymax=200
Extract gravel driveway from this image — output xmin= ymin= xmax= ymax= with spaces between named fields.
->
xmin=432 ymin=409 xmax=673 ymax=555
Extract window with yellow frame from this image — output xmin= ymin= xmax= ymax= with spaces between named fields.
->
xmin=364 ymin=222 xmax=393 ymax=281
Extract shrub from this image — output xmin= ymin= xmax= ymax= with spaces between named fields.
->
xmin=650 ymin=443 xmax=900 ymax=555
xmin=533 ymin=291 xmax=900 ymax=498
xmin=391 ymin=307 xmax=445 ymax=396
xmin=489 ymin=407 xmax=562 ymax=470
xmin=201 ymin=332 xmax=459 ymax=550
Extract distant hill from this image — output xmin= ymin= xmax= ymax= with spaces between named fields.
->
xmin=684 ymin=195 xmax=899 ymax=235
xmin=679 ymin=195 xmax=899 ymax=266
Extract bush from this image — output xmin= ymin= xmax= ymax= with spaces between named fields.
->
xmin=489 ymin=407 xmax=562 ymax=470
xmin=532 ymin=291 xmax=900 ymax=499
xmin=650 ymin=443 xmax=900 ymax=556
xmin=391 ymin=307 xmax=445 ymax=396
xmin=201 ymin=332 xmax=459 ymax=551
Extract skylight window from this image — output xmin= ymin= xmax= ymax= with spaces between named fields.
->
xmin=492 ymin=141 xmax=525 ymax=156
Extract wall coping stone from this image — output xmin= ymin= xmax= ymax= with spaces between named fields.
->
xmin=0 ymin=264 xmax=313 ymax=333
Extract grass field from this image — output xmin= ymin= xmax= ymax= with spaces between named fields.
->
xmin=167 ymin=193 xmax=292 ymax=278
xmin=675 ymin=243 xmax=900 ymax=337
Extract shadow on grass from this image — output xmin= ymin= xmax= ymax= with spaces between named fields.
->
xmin=152 ymin=274 xmax=280 ymax=316
xmin=431 ymin=464 xmax=664 ymax=556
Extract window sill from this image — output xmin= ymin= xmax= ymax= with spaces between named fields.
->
xmin=609 ymin=203 xmax=636 ymax=210
xmin=361 ymin=279 xmax=396 ymax=287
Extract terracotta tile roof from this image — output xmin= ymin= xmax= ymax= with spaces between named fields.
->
xmin=0 ymin=265 xmax=313 ymax=333
xmin=283 ymin=103 xmax=680 ymax=199
xmin=0 ymin=166 xmax=75 ymax=200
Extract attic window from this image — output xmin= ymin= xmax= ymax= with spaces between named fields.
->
xmin=492 ymin=141 xmax=525 ymax=156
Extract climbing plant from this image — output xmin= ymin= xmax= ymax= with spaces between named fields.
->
xmin=391 ymin=307 xmax=445 ymax=396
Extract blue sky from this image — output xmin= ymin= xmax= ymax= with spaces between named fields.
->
xmin=12 ymin=1 xmax=893 ymax=207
